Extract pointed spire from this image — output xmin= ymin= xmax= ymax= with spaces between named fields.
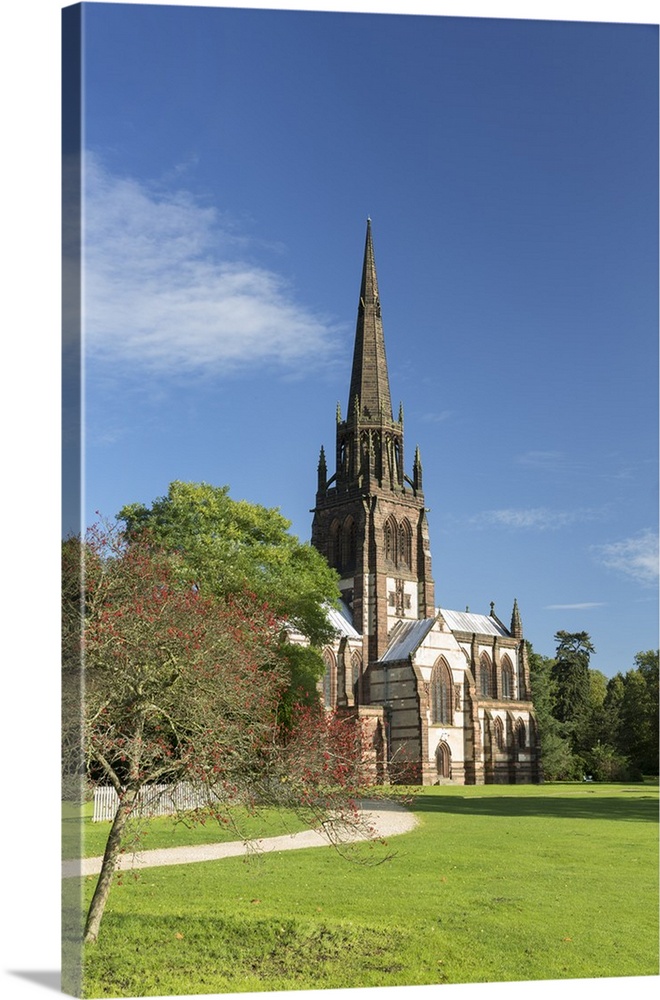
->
xmin=413 ymin=444 xmax=423 ymax=491
xmin=510 ymin=599 xmax=523 ymax=639
xmin=317 ymin=445 xmax=327 ymax=493
xmin=347 ymin=219 xmax=393 ymax=421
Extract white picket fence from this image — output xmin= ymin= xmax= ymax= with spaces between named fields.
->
xmin=92 ymin=782 xmax=222 ymax=822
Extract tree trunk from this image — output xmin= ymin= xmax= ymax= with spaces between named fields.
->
xmin=83 ymin=787 xmax=138 ymax=943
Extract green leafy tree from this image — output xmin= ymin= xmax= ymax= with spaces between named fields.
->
xmin=580 ymin=669 xmax=610 ymax=754
xmin=118 ymin=481 xmax=342 ymax=712
xmin=619 ymin=651 xmax=659 ymax=776
xmin=603 ymin=671 xmax=626 ymax=747
xmin=527 ymin=644 xmax=580 ymax=780
xmin=63 ymin=524 xmax=380 ymax=945
xmin=551 ymin=631 xmax=595 ymax=756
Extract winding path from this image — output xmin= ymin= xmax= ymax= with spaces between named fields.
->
xmin=62 ymin=799 xmax=417 ymax=879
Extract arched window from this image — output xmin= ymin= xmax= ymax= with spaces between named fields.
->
xmin=479 ymin=652 xmax=492 ymax=697
xmin=384 ymin=516 xmax=397 ymax=566
xmin=398 ymin=519 xmax=412 ymax=569
xmin=341 ymin=516 xmax=356 ymax=572
xmin=494 ymin=716 xmax=504 ymax=750
xmin=516 ymin=719 xmax=526 ymax=749
xmin=328 ymin=519 xmax=341 ymax=571
xmin=501 ymin=655 xmax=514 ymax=700
xmin=436 ymin=742 xmax=451 ymax=779
xmin=322 ymin=648 xmax=336 ymax=709
xmin=431 ymin=658 xmax=453 ymax=724
xmin=351 ymin=651 xmax=362 ymax=705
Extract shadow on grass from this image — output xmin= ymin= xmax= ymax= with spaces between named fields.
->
xmin=409 ymin=793 xmax=659 ymax=823
xmin=82 ymin=913 xmax=413 ymax=994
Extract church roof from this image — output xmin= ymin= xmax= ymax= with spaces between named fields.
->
xmin=326 ymin=600 xmax=361 ymax=639
xmin=439 ymin=607 xmax=510 ymax=637
xmin=380 ymin=617 xmax=437 ymax=662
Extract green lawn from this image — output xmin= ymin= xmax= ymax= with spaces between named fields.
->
xmin=68 ymin=802 xmax=313 ymax=859
xmin=79 ymin=782 xmax=659 ymax=997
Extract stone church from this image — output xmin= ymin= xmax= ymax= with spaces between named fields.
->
xmin=305 ymin=220 xmax=540 ymax=785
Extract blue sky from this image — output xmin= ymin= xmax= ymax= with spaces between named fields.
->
xmin=72 ymin=1 xmax=659 ymax=679
xmin=1 ymin=3 xmax=658 ymax=999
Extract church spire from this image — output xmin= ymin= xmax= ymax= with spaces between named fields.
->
xmin=510 ymin=598 xmax=523 ymax=639
xmin=347 ymin=219 xmax=393 ymax=421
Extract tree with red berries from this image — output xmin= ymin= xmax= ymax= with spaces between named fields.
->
xmin=63 ymin=523 xmax=288 ymax=942
xmin=63 ymin=521 xmax=380 ymax=946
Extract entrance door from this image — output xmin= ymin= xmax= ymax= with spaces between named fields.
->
xmin=436 ymin=741 xmax=451 ymax=779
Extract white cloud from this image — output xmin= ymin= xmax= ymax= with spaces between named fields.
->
xmin=469 ymin=506 xmax=605 ymax=531
xmin=594 ymin=530 xmax=659 ymax=585
xmin=515 ymin=450 xmax=565 ymax=471
xmin=80 ymin=154 xmax=341 ymax=376
xmin=421 ymin=410 xmax=453 ymax=423
xmin=544 ymin=602 xmax=607 ymax=611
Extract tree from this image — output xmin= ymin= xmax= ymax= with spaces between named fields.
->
xmin=618 ymin=651 xmax=659 ymax=776
xmin=118 ymin=481 xmax=343 ymax=718
xmin=63 ymin=523 xmax=286 ymax=942
xmin=118 ymin=481 xmax=340 ymax=647
xmin=63 ymin=523 xmax=379 ymax=944
xmin=527 ymin=643 xmax=581 ymax=780
xmin=551 ymin=631 xmax=595 ymax=753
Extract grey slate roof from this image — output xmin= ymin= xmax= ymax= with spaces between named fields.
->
xmin=327 ymin=600 xmax=361 ymax=639
xmin=380 ymin=618 xmax=437 ymax=662
xmin=439 ymin=608 xmax=510 ymax=637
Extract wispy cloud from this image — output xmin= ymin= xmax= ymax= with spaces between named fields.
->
xmin=81 ymin=154 xmax=341 ymax=377
xmin=515 ymin=450 xmax=566 ymax=472
xmin=421 ymin=410 xmax=453 ymax=423
xmin=544 ymin=602 xmax=607 ymax=611
xmin=593 ymin=530 xmax=659 ymax=585
xmin=469 ymin=506 xmax=606 ymax=531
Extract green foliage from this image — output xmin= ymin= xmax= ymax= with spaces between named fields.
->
xmin=80 ymin=784 xmax=659 ymax=996
xmin=277 ymin=643 xmax=327 ymax=727
xmin=618 ymin=653 xmax=659 ymax=775
xmin=582 ymin=743 xmax=637 ymax=783
xmin=551 ymin=631 xmax=594 ymax=732
xmin=118 ymin=481 xmax=341 ymax=648
xmin=532 ymin=630 xmax=658 ymax=780
xmin=527 ymin=645 xmax=580 ymax=780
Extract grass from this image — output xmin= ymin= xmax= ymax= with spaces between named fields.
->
xmin=78 ymin=782 xmax=659 ymax=997
xmin=69 ymin=801 xmax=314 ymax=859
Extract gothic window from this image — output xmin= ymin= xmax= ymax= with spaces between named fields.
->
xmin=393 ymin=440 xmax=402 ymax=482
xmin=341 ymin=516 xmax=356 ymax=572
xmin=329 ymin=519 xmax=341 ymax=571
xmin=351 ymin=651 xmax=362 ymax=705
xmin=384 ymin=516 xmax=397 ymax=566
xmin=479 ymin=652 xmax=492 ymax=697
xmin=436 ymin=742 xmax=451 ymax=779
xmin=501 ymin=655 xmax=514 ymax=700
xmin=322 ymin=648 xmax=336 ymax=709
xmin=494 ymin=716 xmax=504 ymax=750
xmin=338 ymin=440 xmax=347 ymax=481
xmin=431 ymin=658 xmax=453 ymax=724
xmin=399 ymin=519 xmax=412 ymax=569
xmin=516 ymin=719 xmax=526 ymax=749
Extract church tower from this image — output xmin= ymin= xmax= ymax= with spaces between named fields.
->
xmin=311 ymin=220 xmax=435 ymax=665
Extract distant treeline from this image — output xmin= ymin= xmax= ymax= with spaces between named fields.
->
xmin=528 ymin=632 xmax=658 ymax=781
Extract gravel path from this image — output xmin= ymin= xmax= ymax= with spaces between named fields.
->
xmin=62 ymin=798 xmax=417 ymax=879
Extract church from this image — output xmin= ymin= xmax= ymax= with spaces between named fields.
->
xmin=305 ymin=220 xmax=540 ymax=785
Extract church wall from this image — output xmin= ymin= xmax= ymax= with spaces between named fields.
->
xmin=408 ymin=624 xmax=471 ymax=785
xmin=366 ymin=658 xmax=423 ymax=784
xmin=385 ymin=576 xmax=419 ymax=631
